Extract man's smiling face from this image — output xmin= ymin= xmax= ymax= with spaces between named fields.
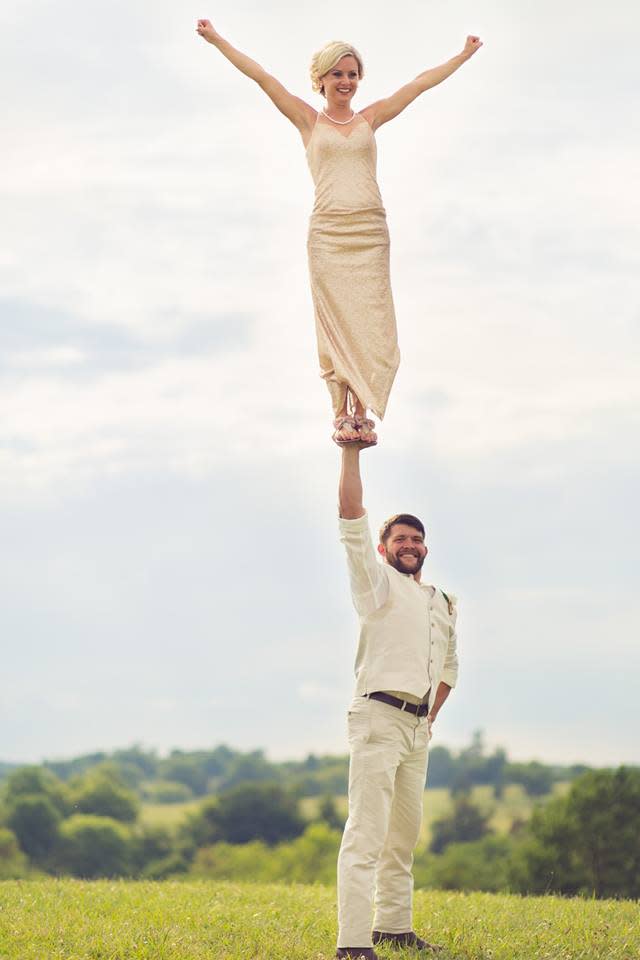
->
xmin=378 ymin=522 xmax=428 ymax=577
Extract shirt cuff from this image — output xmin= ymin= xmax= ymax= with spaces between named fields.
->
xmin=441 ymin=668 xmax=458 ymax=689
xmin=338 ymin=510 xmax=369 ymax=531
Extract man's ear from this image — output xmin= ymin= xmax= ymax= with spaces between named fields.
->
xmin=377 ymin=542 xmax=386 ymax=558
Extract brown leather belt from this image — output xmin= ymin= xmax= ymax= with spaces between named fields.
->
xmin=367 ymin=691 xmax=430 ymax=717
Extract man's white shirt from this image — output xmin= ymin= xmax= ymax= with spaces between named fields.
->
xmin=339 ymin=512 xmax=459 ymax=707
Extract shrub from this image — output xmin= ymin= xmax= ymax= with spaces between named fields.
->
xmin=57 ymin=815 xmax=132 ymax=878
xmin=71 ymin=768 xmax=139 ymax=823
xmin=415 ymin=835 xmax=516 ymax=892
xmin=192 ymin=823 xmax=340 ymax=884
xmin=6 ymin=795 xmax=61 ymax=862
xmin=185 ymin=782 xmax=305 ymax=848
xmin=4 ymin=766 xmax=70 ymax=816
xmin=0 ymin=827 xmax=29 ymax=878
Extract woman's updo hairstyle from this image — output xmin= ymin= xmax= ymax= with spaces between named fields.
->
xmin=310 ymin=41 xmax=364 ymax=96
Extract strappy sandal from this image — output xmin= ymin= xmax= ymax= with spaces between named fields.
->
xmin=354 ymin=415 xmax=378 ymax=447
xmin=332 ymin=415 xmax=361 ymax=445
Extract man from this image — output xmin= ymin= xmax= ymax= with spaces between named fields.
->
xmin=335 ymin=443 xmax=459 ymax=960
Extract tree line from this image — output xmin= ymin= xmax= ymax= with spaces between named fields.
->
xmin=0 ymin=731 xmax=592 ymax=803
xmin=1 ymin=735 xmax=638 ymax=899
xmin=1 ymin=762 xmax=639 ymax=899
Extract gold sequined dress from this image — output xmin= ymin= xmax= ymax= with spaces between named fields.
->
xmin=306 ymin=113 xmax=399 ymax=419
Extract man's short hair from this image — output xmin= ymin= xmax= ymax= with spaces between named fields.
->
xmin=379 ymin=514 xmax=426 ymax=546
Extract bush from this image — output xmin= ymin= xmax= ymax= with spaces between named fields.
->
xmin=57 ymin=815 xmax=132 ymax=878
xmin=6 ymin=795 xmax=61 ymax=862
xmin=0 ymin=827 xmax=29 ymax=878
xmin=142 ymin=852 xmax=190 ymax=879
xmin=71 ymin=768 xmax=139 ymax=823
xmin=4 ymin=766 xmax=70 ymax=816
xmin=415 ymin=835 xmax=516 ymax=892
xmin=129 ymin=823 xmax=175 ymax=874
xmin=192 ymin=823 xmax=340 ymax=884
xmin=185 ymin=782 xmax=305 ymax=848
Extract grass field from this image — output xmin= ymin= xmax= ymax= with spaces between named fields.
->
xmin=0 ymin=880 xmax=638 ymax=960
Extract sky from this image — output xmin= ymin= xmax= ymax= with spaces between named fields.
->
xmin=1 ymin=0 xmax=639 ymax=768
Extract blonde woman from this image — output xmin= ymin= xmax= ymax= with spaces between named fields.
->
xmin=197 ymin=20 xmax=482 ymax=447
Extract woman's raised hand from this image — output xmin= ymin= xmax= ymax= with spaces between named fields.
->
xmin=461 ymin=35 xmax=483 ymax=59
xmin=196 ymin=19 xmax=221 ymax=44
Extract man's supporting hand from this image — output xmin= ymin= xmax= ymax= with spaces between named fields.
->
xmin=427 ymin=682 xmax=452 ymax=726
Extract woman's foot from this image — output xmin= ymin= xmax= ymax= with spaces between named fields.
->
xmin=332 ymin=415 xmax=361 ymax=445
xmin=354 ymin=415 xmax=378 ymax=447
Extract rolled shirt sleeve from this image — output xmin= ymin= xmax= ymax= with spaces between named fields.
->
xmin=338 ymin=511 xmax=389 ymax=618
xmin=440 ymin=594 xmax=459 ymax=688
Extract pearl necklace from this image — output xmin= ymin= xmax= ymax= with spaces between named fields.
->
xmin=322 ymin=109 xmax=356 ymax=125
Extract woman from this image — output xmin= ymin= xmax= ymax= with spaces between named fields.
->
xmin=197 ymin=20 xmax=482 ymax=446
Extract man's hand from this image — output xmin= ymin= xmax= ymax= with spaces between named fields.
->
xmin=196 ymin=18 xmax=221 ymax=44
xmin=461 ymin=35 xmax=483 ymax=60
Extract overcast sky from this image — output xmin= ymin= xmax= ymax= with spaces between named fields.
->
xmin=1 ymin=0 xmax=639 ymax=768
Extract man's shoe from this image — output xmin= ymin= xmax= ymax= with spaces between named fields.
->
xmin=372 ymin=931 xmax=442 ymax=952
xmin=335 ymin=949 xmax=379 ymax=960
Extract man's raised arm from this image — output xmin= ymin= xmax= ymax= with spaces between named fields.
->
xmin=338 ymin=445 xmax=389 ymax=616
xmin=339 ymin=445 xmax=366 ymax=519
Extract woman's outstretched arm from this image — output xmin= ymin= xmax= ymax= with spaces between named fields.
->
xmin=196 ymin=19 xmax=316 ymax=138
xmin=362 ymin=35 xmax=483 ymax=131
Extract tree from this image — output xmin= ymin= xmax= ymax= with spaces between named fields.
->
xmin=58 ymin=815 xmax=132 ymax=878
xmin=218 ymin=751 xmax=278 ymax=791
xmin=72 ymin=767 xmax=139 ymax=823
xmin=4 ymin=766 xmax=70 ymax=816
xmin=516 ymin=767 xmax=640 ymax=898
xmin=505 ymin=761 xmax=553 ymax=796
xmin=317 ymin=794 xmax=344 ymax=830
xmin=187 ymin=782 xmax=305 ymax=847
xmin=426 ymin=746 xmax=455 ymax=788
xmin=6 ymin=795 xmax=61 ymax=862
xmin=158 ymin=753 xmax=209 ymax=796
xmin=430 ymin=794 xmax=491 ymax=854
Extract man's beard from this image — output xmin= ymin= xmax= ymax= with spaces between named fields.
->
xmin=387 ymin=551 xmax=425 ymax=575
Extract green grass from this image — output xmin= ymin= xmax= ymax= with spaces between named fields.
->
xmin=0 ymin=880 xmax=638 ymax=960
xmin=138 ymin=801 xmax=201 ymax=829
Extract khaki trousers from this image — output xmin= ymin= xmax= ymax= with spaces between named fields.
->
xmin=337 ymin=695 xmax=430 ymax=948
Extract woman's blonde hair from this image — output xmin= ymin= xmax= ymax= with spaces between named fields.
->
xmin=310 ymin=41 xmax=364 ymax=96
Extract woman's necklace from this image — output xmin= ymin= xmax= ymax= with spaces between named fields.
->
xmin=322 ymin=109 xmax=356 ymax=125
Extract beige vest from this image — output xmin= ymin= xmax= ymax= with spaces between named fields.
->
xmin=353 ymin=566 xmax=458 ymax=707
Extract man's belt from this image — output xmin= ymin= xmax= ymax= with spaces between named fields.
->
xmin=367 ymin=691 xmax=429 ymax=717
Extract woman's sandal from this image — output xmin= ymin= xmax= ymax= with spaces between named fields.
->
xmin=354 ymin=415 xmax=378 ymax=447
xmin=332 ymin=415 xmax=361 ymax=445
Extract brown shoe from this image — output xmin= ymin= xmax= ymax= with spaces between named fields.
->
xmin=335 ymin=949 xmax=379 ymax=960
xmin=372 ymin=931 xmax=442 ymax=952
